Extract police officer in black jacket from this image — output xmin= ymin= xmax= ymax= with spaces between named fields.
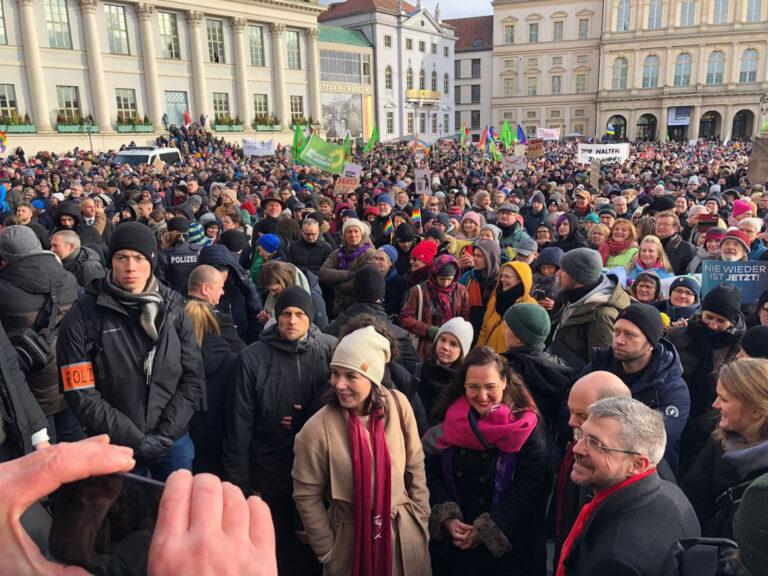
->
xmin=156 ymin=216 xmax=201 ymax=294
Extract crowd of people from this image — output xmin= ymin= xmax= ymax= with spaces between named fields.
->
xmin=1 ymin=130 xmax=768 ymax=576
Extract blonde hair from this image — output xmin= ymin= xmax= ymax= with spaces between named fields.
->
xmin=638 ymin=235 xmax=673 ymax=272
xmin=184 ymin=300 xmax=220 ymax=345
xmin=714 ymin=358 xmax=768 ymax=444
xmin=259 ymin=261 xmax=296 ymax=290
xmin=609 ymin=219 xmax=637 ymax=244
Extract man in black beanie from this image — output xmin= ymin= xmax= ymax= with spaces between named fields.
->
xmin=224 ymin=285 xmax=337 ymax=575
xmin=583 ymin=303 xmax=691 ymax=474
xmin=57 ymin=220 xmax=204 ymax=479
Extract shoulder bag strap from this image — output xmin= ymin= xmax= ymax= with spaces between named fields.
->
xmin=390 ymin=390 xmax=412 ymax=492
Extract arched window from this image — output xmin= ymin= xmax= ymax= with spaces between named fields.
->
xmin=443 ymin=73 xmax=449 ymax=94
xmin=419 ymin=68 xmax=425 ymax=90
xmin=612 ymin=57 xmax=628 ymax=89
xmin=740 ymin=49 xmax=758 ymax=82
xmin=385 ymin=66 xmax=393 ymax=90
xmin=706 ymin=50 xmax=724 ymax=84
xmin=406 ymin=67 xmax=413 ymax=90
xmin=642 ymin=55 xmax=659 ymax=87
xmin=431 ymin=70 xmax=437 ymax=91
xmin=647 ymin=0 xmax=663 ymax=29
xmin=616 ymin=0 xmax=631 ymax=31
xmin=673 ymin=53 xmax=692 ymax=86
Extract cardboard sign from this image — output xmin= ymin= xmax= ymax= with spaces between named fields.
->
xmin=701 ymin=260 xmax=768 ymax=304
xmin=748 ymin=138 xmax=768 ymax=186
xmin=589 ymin=161 xmax=600 ymax=189
xmin=525 ymin=139 xmax=544 ymax=159
xmin=415 ymin=169 xmax=431 ymax=195
xmin=343 ymin=163 xmax=362 ymax=178
xmin=152 ymin=157 xmax=165 ymax=171
xmin=576 ymin=143 xmax=630 ymax=164
xmin=513 ymin=144 xmax=527 ymax=157
xmin=503 ymin=155 xmax=527 ymax=171
xmin=333 ymin=176 xmax=360 ymax=195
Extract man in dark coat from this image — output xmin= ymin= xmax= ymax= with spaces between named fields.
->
xmin=57 ymin=222 xmax=204 ymax=479
xmin=53 ymin=200 xmax=107 ymax=257
xmin=285 ymin=216 xmax=332 ymax=275
xmin=655 ymin=211 xmax=696 ymax=275
xmin=558 ymin=397 xmax=700 ymax=576
xmin=50 ymin=229 xmax=105 ymax=288
xmin=251 ymin=191 xmax=300 ymax=247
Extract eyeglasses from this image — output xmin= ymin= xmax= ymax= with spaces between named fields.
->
xmin=465 ymin=383 xmax=500 ymax=395
xmin=671 ymin=288 xmax=695 ymax=298
xmin=578 ymin=434 xmax=640 ymax=456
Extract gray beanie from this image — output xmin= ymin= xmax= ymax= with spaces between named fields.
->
xmin=0 ymin=225 xmax=43 ymax=264
xmin=560 ymin=247 xmax=603 ymax=286
xmin=436 ymin=317 xmax=474 ymax=357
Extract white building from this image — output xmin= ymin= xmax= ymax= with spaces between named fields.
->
xmin=319 ymin=0 xmax=456 ymax=142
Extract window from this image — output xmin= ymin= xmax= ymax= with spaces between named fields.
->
xmin=575 ymin=108 xmax=585 ymax=116
xmin=470 ymin=110 xmax=480 ymax=130
xmin=386 ymin=111 xmax=394 ymax=134
xmin=213 ymin=92 xmax=230 ymax=122
xmin=443 ymin=113 xmax=449 ymax=133
xmin=551 ymin=75 xmax=562 ymax=94
xmin=502 ymin=111 xmax=514 ymax=120
xmin=454 ymin=60 xmax=461 ymax=78
xmin=578 ymin=18 xmax=589 ymax=39
xmin=706 ymin=50 xmax=725 ymax=83
xmin=431 ymin=114 xmax=437 ymax=134
xmin=576 ymin=73 xmax=587 ymax=93
xmin=648 ymin=0 xmax=663 ymax=29
xmin=713 ymin=0 xmax=728 ymax=23
xmin=505 ymin=25 xmax=515 ymax=44
xmin=642 ymin=55 xmax=659 ymax=87
xmin=0 ymin=2 xmax=6 ymax=45
xmin=471 ymin=84 xmax=480 ymax=103
xmin=419 ymin=113 xmax=426 ymax=133
xmin=552 ymin=56 xmax=563 ymax=65
xmin=454 ymin=85 xmax=461 ymax=104
xmin=680 ymin=0 xmax=695 ymax=25
xmin=115 ymin=88 xmax=137 ymax=123
xmin=528 ymin=57 xmax=538 ymax=66
xmin=158 ymin=12 xmax=180 ymax=59
xmin=577 ymin=54 xmax=588 ymax=64
xmin=746 ymin=0 xmax=761 ymax=21
xmin=527 ymin=76 xmax=538 ymax=95
xmin=455 ymin=111 xmax=462 ymax=130
xmin=105 ymin=5 xmax=129 ymax=55
xmin=0 ymin=84 xmax=18 ymax=117
xmin=674 ymin=53 xmax=692 ymax=85
xmin=553 ymin=21 xmax=563 ymax=41
xmin=504 ymin=78 xmax=514 ymax=96
xmin=612 ymin=57 xmax=628 ymax=88
xmin=320 ymin=50 xmax=363 ymax=83
xmin=443 ymin=73 xmax=449 ymax=94
xmin=249 ymin=26 xmax=265 ymax=66
xmin=528 ymin=23 xmax=539 ymax=43
xmin=207 ymin=19 xmax=225 ymax=63
xmin=431 ymin=71 xmax=437 ymax=91
xmin=444 ymin=46 xmax=449 ymax=57
xmin=362 ymin=54 xmax=370 ymax=84
xmin=407 ymin=68 xmax=414 ymax=90
xmin=617 ymin=0 xmax=631 ymax=31
xmin=385 ymin=66 xmax=393 ymax=89
xmin=384 ymin=34 xmax=392 ymax=47
xmin=56 ymin=85 xmax=81 ymax=122
xmin=253 ymin=94 xmax=268 ymax=116
xmin=406 ymin=38 xmax=412 ymax=50
xmin=419 ymin=68 xmax=425 ymax=90
xmin=505 ymin=59 xmax=514 ymax=68
xmin=526 ymin=111 xmax=536 ymax=119
xmin=431 ymin=43 xmax=437 ymax=54
xmin=550 ymin=110 xmax=561 ymax=118
xmin=286 ymin=30 xmax=301 ymax=69
xmin=289 ymin=95 xmax=304 ymax=122
xmin=574 ymin=124 xmax=585 ymax=134
xmin=418 ymin=40 xmax=425 ymax=52
xmin=407 ymin=113 xmax=414 ymax=133
xmin=45 ymin=0 xmax=72 ymax=49
xmin=471 ymin=59 xmax=480 ymax=78
xmin=740 ymin=49 xmax=758 ymax=82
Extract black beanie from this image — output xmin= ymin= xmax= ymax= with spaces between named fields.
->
xmin=353 ymin=265 xmax=385 ymax=304
xmin=739 ymin=326 xmax=768 ymax=358
xmin=274 ymin=285 xmax=316 ymax=323
xmin=167 ymin=216 xmax=189 ymax=234
xmin=702 ymin=285 xmax=742 ymax=324
xmin=395 ymin=222 xmax=415 ymax=242
xmin=219 ymin=230 xmax=249 ymax=253
xmin=437 ymin=262 xmax=458 ymax=277
xmin=616 ymin=303 xmax=663 ymax=347
xmin=108 ymin=221 xmax=158 ymax=266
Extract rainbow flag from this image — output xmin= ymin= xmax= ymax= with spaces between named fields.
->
xmin=383 ymin=217 xmax=394 ymax=236
xmin=408 ymin=137 xmax=430 ymax=155
xmin=477 ymin=126 xmax=489 ymax=149
xmin=411 ymin=207 xmax=422 ymax=225
xmin=0 ymin=129 xmax=7 ymax=154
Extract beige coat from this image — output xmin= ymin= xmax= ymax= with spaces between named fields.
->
xmin=293 ymin=388 xmax=432 ymax=576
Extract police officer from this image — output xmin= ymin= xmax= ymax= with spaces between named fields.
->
xmin=156 ymin=216 xmax=201 ymax=295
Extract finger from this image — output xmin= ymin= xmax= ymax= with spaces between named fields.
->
xmin=247 ymin=496 xmax=276 ymax=552
xmin=293 ymin=405 xmax=303 ymax=410
xmin=190 ymin=473 xmax=223 ymax=534
xmin=221 ymin=482 xmax=249 ymax=538
xmin=153 ymin=469 xmax=193 ymax=538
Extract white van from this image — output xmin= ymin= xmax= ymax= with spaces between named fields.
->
xmin=114 ymin=147 xmax=182 ymax=166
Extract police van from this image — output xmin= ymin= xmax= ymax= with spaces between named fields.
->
xmin=114 ymin=147 xmax=182 ymax=166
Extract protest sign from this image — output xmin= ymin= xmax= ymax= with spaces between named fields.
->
xmin=576 ymin=143 xmax=630 ymax=164
xmin=701 ymin=260 xmax=768 ymax=304
xmin=513 ymin=144 xmax=527 ymax=157
xmin=503 ymin=155 xmax=527 ymax=171
xmin=525 ymin=139 xmax=544 ymax=159
xmin=748 ymin=139 xmax=768 ymax=186
xmin=343 ymin=163 xmax=362 ymax=178
xmin=334 ymin=176 xmax=360 ymax=195
xmin=589 ymin=161 xmax=600 ymax=189
xmin=242 ymin=139 xmax=275 ymax=157
xmin=535 ymin=127 xmax=560 ymax=141
xmin=415 ymin=169 xmax=431 ymax=195
xmin=298 ymin=134 xmax=345 ymax=174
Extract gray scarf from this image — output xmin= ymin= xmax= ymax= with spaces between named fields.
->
xmin=104 ymin=273 xmax=164 ymax=342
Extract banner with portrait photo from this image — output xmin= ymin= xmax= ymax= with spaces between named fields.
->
xmin=322 ymin=93 xmax=363 ymax=140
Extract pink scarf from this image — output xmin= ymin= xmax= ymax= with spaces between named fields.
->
xmin=349 ymin=408 xmax=392 ymax=576
xmin=438 ymin=396 xmax=537 ymax=453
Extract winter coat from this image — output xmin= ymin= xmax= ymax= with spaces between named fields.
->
xmin=426 ymin=420 xmax=549 ymax=575
xmin=252 ymin=215 xmax=300 ymax=247
xmin=223 ymin=324 xmax=336 ymax=495
xmin=0 ymin=252 xmax=79 ymax=416
xmin=583 ymin=339 xmax=692 ymax=474
xmin=56 ymin=279 xmax=205 ymax=450
xmin=55 ymin=201 xmax=108 ymax=255
xmin=549 ymin=274 xmax=630 ymax=370
xmin=560 ymin=471 xmax=700 ymax=576
xmin=554 ymin=214 xmax=588 ymax=253
xmin=661 ymin=234 xmax=697 ymax=276
xmin=416 ymin=360 xmax=457 ymax=427
xmin=522 ymin=205 xmax=548 ymax=238
xmin=319 ymin=241 xmax=376 ymax=316
xmin=682 ymin=437 xmax=768 ymax=538
xmin=61 ymin=246 xmax=105 ymax=288
xmin=477 ymin=262 xmax=537 ymax=353
xmin=286 ymin=237 xmax=333 ymax=275
xmin=292 ymin=388 xmax=431 ymax=576
xmin=687 ymin=246 xmax=717 ymax=274
xmin=384 ymin=269 xmax=408 ymax=317
xmin=156 ymin=241 xmax=201 ymax=295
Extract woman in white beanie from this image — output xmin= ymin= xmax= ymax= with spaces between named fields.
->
xmin=293 ymin=326 xmax=431 ymax=576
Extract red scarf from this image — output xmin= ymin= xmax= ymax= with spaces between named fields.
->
xmin=554 ymin=442 xmax=576 ymax=543
xmin=556 ymin=467 xmax=656 ymax=576
xmin=349 ymin=408 xmax=392 ymax=576
xmin=597 ymin=239 xmax=635 ymax=264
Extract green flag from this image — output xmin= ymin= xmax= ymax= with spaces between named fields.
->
xmin=364 ymin=124 xmax=379 ymax=154
xmin=291 ymin=125 xmax=307 ymax=163
xmin=299 ymin=134 xmax=346 ymax=174
xmin=343 ymin=133 xmax=352 ymax=160
xmin=501 ymin=119 xmax=514 ymax=148
xmin=489 ymin=139 xmax=503 ymax=162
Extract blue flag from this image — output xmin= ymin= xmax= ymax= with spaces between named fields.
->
xmin=516 ymin=124 xmax=528 ymax=145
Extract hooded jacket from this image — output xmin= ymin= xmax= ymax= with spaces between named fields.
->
xmin=460 ymin=239 xmax=501 ymax=339
xmin=55 ymin=201 xmax=107 ymax=254
xmin=476 ymin=261 xmax=538 ymax=353
xmin=554 ymin=213 xmax=588 ymax=253
xmin=61 ymin=246 xmax=105 ymax=288
xmin=522 ymin=192 xmax=548 ymax=237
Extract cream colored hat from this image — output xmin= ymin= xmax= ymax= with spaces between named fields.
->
xmin=331 ymin=326 xmax=391 ymax=386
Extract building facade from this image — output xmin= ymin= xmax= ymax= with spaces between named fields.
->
xmin=319 ymin=0 xmax=455 ymax=142
xmin=444 ymin=16 xmax=493 ymax=141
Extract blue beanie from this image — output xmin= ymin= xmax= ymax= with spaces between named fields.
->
xmin=376 ymin=193 xmax=394 ymax=207
xmin=31 ymin=199 xmax=45 ymax=210
xmin=258 ymin=233 xmax=280 ymax=254
xmin=380 ymin=244 xmax=398 ymax=264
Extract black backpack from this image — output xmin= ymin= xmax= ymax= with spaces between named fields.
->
xmin=663 ymin=538 xmax=740 ymax=576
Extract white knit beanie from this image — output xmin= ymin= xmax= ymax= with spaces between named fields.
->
xmin=331 ymin=326 xmax=391 ymax=387
xmin=436 ymin=317 xmax=474 ymax=357
xmin=342 ymin=218 xmax=365 ymax=235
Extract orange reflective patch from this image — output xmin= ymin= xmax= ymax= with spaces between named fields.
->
xmin=61 ymin=362 xmax=95 ymax=392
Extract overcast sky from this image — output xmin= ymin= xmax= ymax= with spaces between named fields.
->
xmin=320 ymin=0 xmax=494 ymax=19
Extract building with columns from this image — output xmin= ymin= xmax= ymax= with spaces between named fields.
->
xmin=0 ymin=0 xmax=325 ymax=150
xmin=318 ymin=0 xmax=456 ymax=143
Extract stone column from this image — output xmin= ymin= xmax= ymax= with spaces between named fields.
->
xmin=186 ymin=11 xmax=209 ymax=119
xmin=16 ymin=0 xmax=52 ymax=132
xmin=136 ymin=3 xmax=162 ymax=127
xmin=231 ymin=17 xmax=250 ymax=128
xmin=270 ymin=22 xmax=288 ymax=129
xmin=307 ymin=27 xmax=322 ymax=128
xmin=729 ymin=43 xmax=740 ymax=83
xmin=723 ymin=104 xmax=734 ymax=137
xmin=689 ymin=105 xmax=701 ymax=138
xmin=79 ymin=0 xmax=112 ymax=132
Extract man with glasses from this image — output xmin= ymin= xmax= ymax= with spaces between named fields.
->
xmin=737 ymin=217 xmax=767 ymax=260
xmin=286 ymin=216 xmax=332 ymax=276
xmin=654 ymin=211 xmax=696 ymax=274
xmin=558 ymin=397 xmax=700 ymax=576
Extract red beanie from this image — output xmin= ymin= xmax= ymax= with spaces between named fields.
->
xmin=410 ymin=241 xmax=438 ymax=265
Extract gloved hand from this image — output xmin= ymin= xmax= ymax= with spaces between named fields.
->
xmin=136 ymin=434 xmax=174 ymax=465
xmin=427 ymin=325 xmax=439 ymax=341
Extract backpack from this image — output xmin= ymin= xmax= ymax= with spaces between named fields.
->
xmin=663 ymin=538 xmax=740 ymax=576
xmin=7 ymin=281 xmax=62 ymax=374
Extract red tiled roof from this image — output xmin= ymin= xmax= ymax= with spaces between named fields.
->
xmin=318 ymin=0 xmax=417 ymax=22
xmin=443 ymin=16 xmax=493 ymax=51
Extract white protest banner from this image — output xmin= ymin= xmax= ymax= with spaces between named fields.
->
xmin=503 ymin=155 xmax=527 ymax=171
xmin=415 ymin=169 xmax=431 ymax=195
xmin=242 ymin=138 xmax=275 ymax=157
xmin=513 ymin=144 xmax=527 ymax=157
xmin=343 ymin=163 xmax=362 ymax=178
xmin=576 ymin=143 xmax=630 ymax=164
xmin=535 ymin=127 xmax=560 ymax=141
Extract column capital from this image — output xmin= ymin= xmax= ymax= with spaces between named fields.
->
xmin=270 ymin=22 xmax=286 ymax=35
xmin=78 ymin=0 xmax=98 ymax=14
xmin=15 ymin=0 xmax=35 ymax=7
xmin=232 ymin=17 xmax=248 ymax=32
xmin=136 ymin=2 xmax=155 ymax=21
xmin=307 ymin=27 xmax=319 ymax=41
xmin=186 ymin=10 xmax=205 ymax=27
